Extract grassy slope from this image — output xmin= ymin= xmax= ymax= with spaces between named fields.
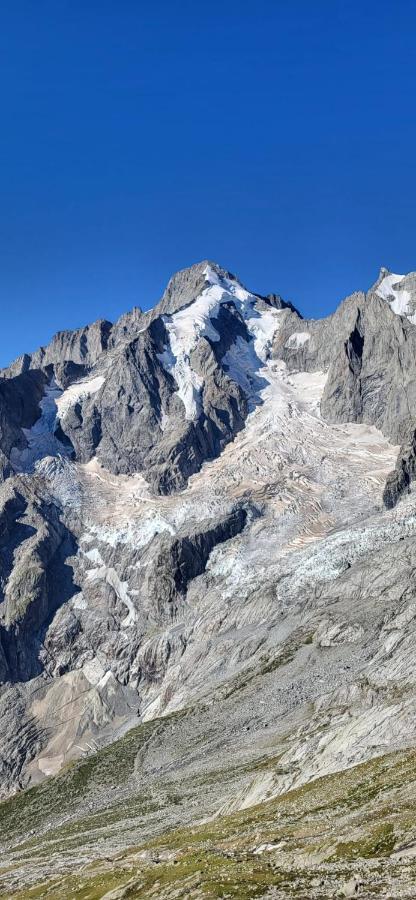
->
xmin=2 ymin=721 xmax=416 ymax=898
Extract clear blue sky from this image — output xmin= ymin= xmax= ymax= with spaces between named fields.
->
xmin=0 ymin=0 xmax=415 ymax=366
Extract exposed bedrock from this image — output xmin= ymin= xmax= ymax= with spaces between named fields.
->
xmin=2 ymin=259 xmax=416 ymax=804
xmin=273 ymin=285 xmax=416 ymax=505
xmin=142 ymin=505 xmax=249 ymax=619
xmin=0 ymin=370 xmax=48 ymax=481
xmin=0 ymin=479 xmax=78 ymax=683
xmin=57 ymin=305 xmax=250 ymax=493
xmin=39 ymin=503 xmax=250 ymax=693
xmin=274 ymin=289 xmax=416 ymax=442
xmin=0 ymin=264 xmax=286 ymax=497
xmin=1 ymin=318 xmax=112 ymax=380
xmin=383 ymin=430 xmax=416 ymax=508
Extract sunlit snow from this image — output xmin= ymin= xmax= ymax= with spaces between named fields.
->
xmin=157 ymin=264 xmax=283 ymax=419
xmin=376 ymin=272 xmax=416 ymax=323
xmin=284 ymin=332 xmax=310 ymax=349
xmin=56 ymin=375 xmax=105 ymax=420
xmin=11 ymin=374 xmax=106 ymax=474
xmin=10 ymin=380 xmax=71 ymax=473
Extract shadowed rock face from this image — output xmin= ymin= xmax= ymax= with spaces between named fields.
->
xmin=0 ymin=264 xmax=256 ymax=494
xmin=141 ymin=506 xmax=249 ymax=620
xmin=0 ymin=371 xmax=48 ymax=479
xmin=274 ymin=288 xmax=416 ymax=443
xmin=272 ymin=277 xmax=416 ymax=506
xmin=2 ymin=258 xmax=416 ymax=841
xmin=383 ymin=430 xmax=416 ymax=508
xmin=55 ymin=312 xmax=249 ymax=494
xmin=0 ymin=478 xmax=79 ymax=683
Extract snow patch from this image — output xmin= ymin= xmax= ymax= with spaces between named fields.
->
xmin=56 ymin=375 xmax=105 ymax=420
xmin=83 ymin=513 xmax=175 ymax=551
xmin=160 ymin=409 xmax=170 ymax=432
xmin=10 ymin=380 xmax=71 ymax=473
xmin=85 ymin=565 xmax=137 ymax=626
xmin=376 ymin=272 xmax=416 ymax=322
xmin=223 ymin=336 xmax=267 ymax=401
xmin=157 ymin=264 xmax=282 ymax=419
xmin=72 ymin=592 xmax=87 ymax=610
xmin=158 ymin=345 xmax=203 ymax=420
xmin=84 ymin=547 xmax=104 ymax=565
xmin=10 ymin=374 xmax=105 ymax=477
xmin=284 ymin=332 xmax=310 ymax=349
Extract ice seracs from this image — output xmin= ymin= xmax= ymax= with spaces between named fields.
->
xmin=10 ymin=374 xmax=106 ymax=474
xmin=10 ymin=379 xmax=71 ymax=473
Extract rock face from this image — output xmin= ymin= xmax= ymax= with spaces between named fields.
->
xmin=383 ymin=430 xmax=416 ymax=507
xmin=2 ymin=258 xmax=416 ymax=845
xmin=0 ymin=477 xmax=78 ymax=683
xmin=274 ymin=283 xmax=416 ymax=445
xmin=1 ymin=318 xmax=112 ymax=382
xmin=0 ymin=371 xmax=47 ymax=479
xmin=57 ymin=310 xmax=248 ymax=494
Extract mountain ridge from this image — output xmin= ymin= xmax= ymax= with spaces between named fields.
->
xmin=2 ymin=259 xmax=416 ymax=896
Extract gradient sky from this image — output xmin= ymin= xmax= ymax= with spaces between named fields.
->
xmin=1 ymin=0 xmax=415 ymax=366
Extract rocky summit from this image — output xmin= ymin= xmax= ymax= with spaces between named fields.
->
xmin=2 ymin=262 xmax=416 ymax=897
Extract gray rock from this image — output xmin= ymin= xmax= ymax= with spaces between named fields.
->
xmin=3 ymin=256 xmax=416 ymax=827
xmin=273 ymin=282 xmax=416 ymax=504
xmin=0 ymin=371 xmax=48 ymax=480
xmin=0 ymin=477 xmax=78 ymax=682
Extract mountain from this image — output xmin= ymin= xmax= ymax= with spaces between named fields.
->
xmin=2 ymin=262 xmax=416 ymax=898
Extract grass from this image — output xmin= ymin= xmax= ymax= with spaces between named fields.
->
xmin=0 ymin=710 xmax=188 ymax=845
xmin=4 ymin=731 xmax=416 ymax=897
xmin=331 ymin=824 xmax=396 ymax=861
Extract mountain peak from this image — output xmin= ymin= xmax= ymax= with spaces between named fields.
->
xmin=4 ymin=256 xmax=416 ymax=897
xmin=372 ymin=268 xmax=416 ymax=323
xmin=157 ymin=260 xmax=241 ymax=317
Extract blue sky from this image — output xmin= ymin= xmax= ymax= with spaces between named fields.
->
xmin=0 ymin=0 xmax=415 ymax=365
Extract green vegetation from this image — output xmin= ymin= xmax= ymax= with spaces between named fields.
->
xmin=0 ymin=710 xmax=187 ymax=844
xmin=4 ymin=748 xmax=416 ymax=898
xmin=332 ymin=824 xmax=396 ymax=861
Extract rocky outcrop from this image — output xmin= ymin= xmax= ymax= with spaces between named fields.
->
xmin=319 ymin=292 xmax=416 ymax=444
xmin=38 ymin=503 xmax=249 ymax=694
xmin=0 ymin=478 xmax=78 ymax=682
xmin=0 ymin=371 xmax=48 ymax=481
xmin=0 ymin=264 xmax=267 ymax=494
xmin=58 ymin=318 xmax=175 ymax=474
xmin=154 ymin=259 xmax=223 ymax=317
xmin=142 ymin=505 xmax=248 ymax=620
xmin=55 ymin=319 xmax=247 ymax=493
xmin=0 ymin=262 xmax=230 ymax=382
xmin=383 ymin=430 xmax=416 ymax=508
xmin=272 ymin=278 xmax=416 ymax=504
xmin=1 ymin=318 xmax=112 ymax=382
xmin=52 ymin=270 xmax=272 ymax=493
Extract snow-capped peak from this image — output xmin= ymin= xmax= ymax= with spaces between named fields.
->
xmin=375 ymin=269 xmax=416 ymax=324
xmin=157 ymin=264 xmax=283 ymax=420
